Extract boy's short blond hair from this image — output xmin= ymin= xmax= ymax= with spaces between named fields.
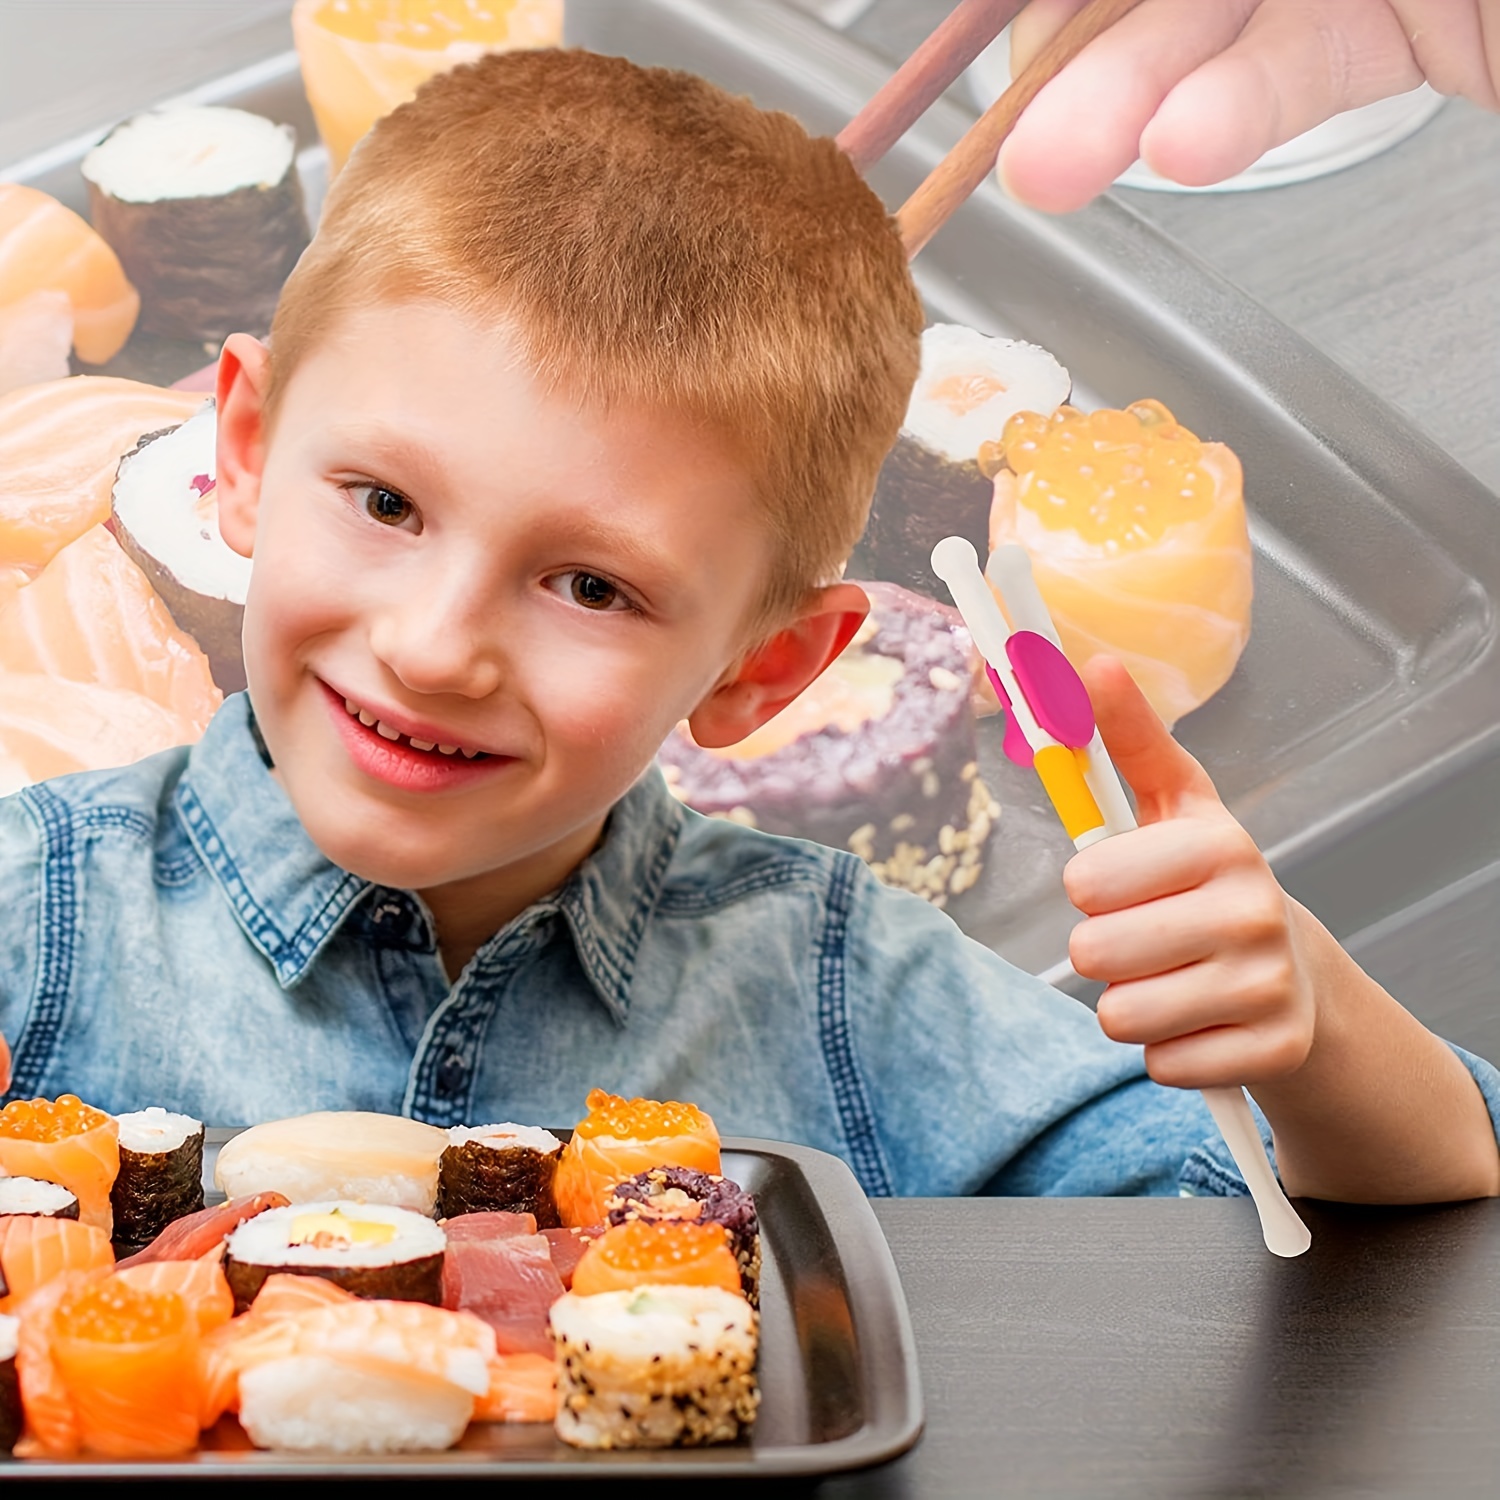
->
xmin=265 ymin=47 xmax=923 ymax=637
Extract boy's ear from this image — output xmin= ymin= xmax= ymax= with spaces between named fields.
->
xmin=214 ymin=332 xmax=273 ymax=560
xmin=687 ymin=582 xmax=869 ymax=749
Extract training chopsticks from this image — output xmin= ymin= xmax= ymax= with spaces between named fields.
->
xmin=834 ymin=0 xmax=1146 ymax=259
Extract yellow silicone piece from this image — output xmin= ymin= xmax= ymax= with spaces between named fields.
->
xmin=1033 ymin=744 xmax=1105 ymax=841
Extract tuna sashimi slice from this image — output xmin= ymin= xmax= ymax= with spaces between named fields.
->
xmin=440 ymin=1210 xmax=537 ymax=1242
xmin=0 ymin=523 xmax=222 ymax=726
xmin=114 ymin=1192 xmax=290 ymax=1269
xmin=0 ymin=375 xmax=203 ymax=573
xmin=541 ymin=1224 xmax=605 ymax=1289
xmin=441 ymin=1232 xmax=564 ymax=1359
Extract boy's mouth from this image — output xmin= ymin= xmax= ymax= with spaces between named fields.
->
xmin=339 ymin=696 xmax=492 ymax=760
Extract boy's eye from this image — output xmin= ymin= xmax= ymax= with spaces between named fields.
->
xmin=552 ymin=571 xmax=632 ymax=612
xmin=351 ymin=483 xmax=418 ymax=529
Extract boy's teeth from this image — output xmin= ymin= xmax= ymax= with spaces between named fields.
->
xmin=340 ymin=694 xmax=487 ymax=759
xmin=437 ymin=744 xmax=458 ymax=755
xmin=461 ymin=748 xmax=479 ymax=759
xmin=358 ymin=709 xmax=377 ymax=727
xmin=344 ymin=698 xmax=359 ymax=715
xmin=409 ymin=737 xmax=435 ymax=752
xmin=375 ymin=720 xmax=401 ymax=741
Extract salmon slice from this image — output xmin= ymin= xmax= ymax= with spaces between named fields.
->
xmin=0 ymin=523 xmax=221 ymax=725
xmin=12 ymin=1270 xmax=96 ymax=1457
xmin=115 ymin=1192 xmax=291 ymax=1268
xmin=0 ymin=374 xmax=204 ymax=574
xmin=0 ymin=184 xmax=139 ymax=365
xmin=114 ymin=1254 xmax=234 ymax=1337
xmin=554 ymin=1091 xmax=722 ymax=1228
xmin=0 ymin=1217 xmax=114 ymax=1313
xmin=569 ymin=1220 xmax=742 ymax=1298
xmin=0 ymin=1098 xmax=120 ymax=1234
xmin=0 ymin=669 xmax=210 ymax=787
xmin=0 ymin=288 xmax=72 ymax=397
xmin=474 ymin=1352 xmax=556 ymax=1424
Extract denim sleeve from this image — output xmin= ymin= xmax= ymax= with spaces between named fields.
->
xmin=0 ymin=792 xmax=43 ymax=1054
xmin=1447 ymin=1042 xmax=1500 ymax=1152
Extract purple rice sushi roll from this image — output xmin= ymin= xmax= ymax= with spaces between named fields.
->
xmin=606 ymin=1166 xmax=760 ymax=1306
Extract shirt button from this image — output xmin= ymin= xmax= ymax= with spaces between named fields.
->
xmin=436 ymin=1051 xmax=468 ymax=1096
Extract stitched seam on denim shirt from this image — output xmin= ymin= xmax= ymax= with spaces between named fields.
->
xmin=655 ymin=862 xmax=826 ymax=916
xmin=7 ymin=786 xmax=76 ymax=1101
xmin=818 ymin=854 xmax=893 ymax=1197
xmin=1179 ymin=1146 xmax=1250 ymax=1198
xmin=77 ymin=807 xmax=155 ymax=841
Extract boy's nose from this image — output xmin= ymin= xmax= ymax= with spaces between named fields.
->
xmin=366 ymin=583 xmax=506 ymax=701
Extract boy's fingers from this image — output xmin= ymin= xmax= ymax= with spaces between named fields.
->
xmin=1140 ymin=0 xmax=1424 ymax=187
xmin=997 ymin=0 xmax=1258 ymax=213
xmin=1065 ymin=817 xmax=1250 ymax=915
xmin=1080 ymin=656 xmax=1221 ymax=824
xmin=1142 ymin=1022 xmax=1312 ymax=1090
xmin=1092 ymin=945 xmax=1294 ymax=1038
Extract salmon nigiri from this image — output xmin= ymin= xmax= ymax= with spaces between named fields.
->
xmin=0 ymin=184 xmax=139 ymax=364
xmin=569 ymin=1219 xmax=742 ymax=1298
xmin=553 ymin=1090 xmax=721 ymax=1229
xmin=0 ymin=1216 xmax=114 ymax=1313
xmin=0 ymin=375 xmax=204 ymax=574
xmin=113 ymin=1254 xmax=234 ymax=1338
xmin=0 ymin=523 xmax=222 ymax=726
xmin=0 ymin=1096 xmax=120 ymax=1234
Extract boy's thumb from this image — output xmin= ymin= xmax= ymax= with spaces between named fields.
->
xmin=1082 ymin=656 xmax=1222 ymax=825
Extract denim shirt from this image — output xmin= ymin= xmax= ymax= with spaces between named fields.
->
xmin=2 ymin=691 xmax=1498 ymax=1199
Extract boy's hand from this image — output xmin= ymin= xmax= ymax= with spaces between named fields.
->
xmin=999 ymin=0 xmax=1500 ymax=214
xmin=1064 ymin=656 xmax=1316 ymax=1090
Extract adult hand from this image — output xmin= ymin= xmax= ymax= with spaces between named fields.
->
xmin=999 ymin=0 xmax=1500 ymax=213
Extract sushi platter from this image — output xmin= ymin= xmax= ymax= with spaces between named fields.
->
xmin=5 ymin=0 xmax=1500 ymax=998
xmin=0 ymin=1108 xmax=922 ymax=1477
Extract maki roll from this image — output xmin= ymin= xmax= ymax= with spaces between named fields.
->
xmin=658 ymin=581 xmax=1001 ymax=907
xmin=552 ymin=1285 xmax=759 ymax=1449
xmin=223 ymin=1200 xmax=447 ymax=1314
xmin=0 ymin=1313 xmax=18 ymax=1455
xmin=0 ymin=1177 xmax=80 ymax=1221
xmin=81 ymin=105 xmax=311 ymax=343
xmin=110 ymin=1107 xmax=205 ymax=1254
xmin=0 ymin=1095 xmax=120 ymax=1234
xmin=848 ymin=322 xmax=1070 ymax=599
xmin=437 ymin=1124 xmax=563 ymax=1226
xmin=607 ymin=1167 xmax=761 ymax=1306
xmin=110 ymin=401 xmax=251 ymax=695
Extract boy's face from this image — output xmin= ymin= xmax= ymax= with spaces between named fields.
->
xmin=215 ymin=300 xmax=789 ymax=911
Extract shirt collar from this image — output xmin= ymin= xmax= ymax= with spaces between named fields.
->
xmin=173 ymin=692 xmax=683 ymax=1017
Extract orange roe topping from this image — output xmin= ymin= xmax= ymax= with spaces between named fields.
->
xmin=995 ymin=400 xmax=1213 ymax=548
xmin=56 ymin=1280 xmax=188 ymax=1345
xmin=573 ymin=1088 xmax=714 ymax=1142
xmin=572 ymin=1220 xmax=742 ymax=1297
xmin=0 ymin=1094 xmax=110 ymax=1142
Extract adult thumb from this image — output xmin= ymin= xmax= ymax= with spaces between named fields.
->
xmin=1082 ymin=656 xmax=1221 ymax=824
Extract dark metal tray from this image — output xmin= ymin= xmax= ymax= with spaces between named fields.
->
xmin=6 ymin=1129 xmax=921 ymax=1479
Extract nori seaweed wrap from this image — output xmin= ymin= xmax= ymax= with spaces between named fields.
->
xmin=82 ymin=105 xmax=311 ymax=343
xmin=0 ymin=1316 xmax=18 ymax=1455
xmin=658 ymin=581 xmax=1001 ymax=908
xmin=847 ymin=323 xmax=1071 ymax=599
xmin=0 ymin=1177 xmax=80 ymax=1221
xmin=437 ymin=1124 xmax=563 ymax=1226
xmin=606 ymin=1166 xmax=761 ymax=1306
xmin=110 ymin=1107 xmax=205 ymax=1255
xmin=223 ymin=1201 xmax=446 ymax=1315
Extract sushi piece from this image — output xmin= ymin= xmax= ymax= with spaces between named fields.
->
xmin=0 ymin=289 xmax=72 ymax=397
xmin=440 ymin=1214 xmax=565 ymax=1358
xmin=0 ymin=375 xmax=205 ymax=575
xmin=213 ymin=1110 xmax=448 ymax=1215
xmin=570 ymin=1220 xmax=743 ymax=1299
xmin=0 ymin=1216 xmax=115 ymax=1314
xmin=109 ymin=403 xmax=251 ymax=694
xmin=0 ymin=1313 xmax=19 ymax=1455
xmin=48 ymin=1276 xmax=201 ymax=1457
xmin=0 ymin=183 xmax=139 ymax=365
xmin=436 ymin=1123 xmax=563 ymax=1226
xmin=114 ymin=1190 xmax=289 ymax=1268
xmin=541 ymin=1225 xmax=605 ymax=1290
xmin=223 ymin=1200 xmax=447 ymax=1313
xmin=112 ymin=1256 xmax=234 ymax=1337
xmin=607 ymin=1166 xmax=761 ymax=1305
xmin=82 ymin=106 xmax=312 ymax=344
xmin=658 ymin=580 xmax=1002 ymax=907
xmin=848 ymin=323 xmax=1070 ymax=599
xmin=109 ymin=1108 xmax=206 ymax=1255
xmin=551 ymin=1285 xmax=759 ymax=1450
xmin=293 ymin=0 xmax=565 ymax=176
xmin=0 ymin=1095 xmax=120 ymax=1234
xmin=0 ymin=1178 xmax=80 ymax=1221
xmin=474 ymin=1351 xmax=557 ymax=1424
xmin=553 ymin=1090 xmax=722 ymax=1230
xmin=987 ymin=400 xmax=1253 ymax=726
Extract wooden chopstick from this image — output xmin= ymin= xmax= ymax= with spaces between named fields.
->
xmin=836 ymin=0 xmax=1027 ymax=173
xmin=895 ymin=0 xmax=1146 ymax=258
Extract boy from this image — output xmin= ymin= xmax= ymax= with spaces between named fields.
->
xmin=0 ymin=48 xmax=1496 ymax=1204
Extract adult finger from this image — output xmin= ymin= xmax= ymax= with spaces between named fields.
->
xmin=1141 ymin=0 xmax=1423 ymax=186
xmin=996 ymin=0 xmax=1259 ymax=213
xmin=1081 ymin=656 xmax=1221 ymax=825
